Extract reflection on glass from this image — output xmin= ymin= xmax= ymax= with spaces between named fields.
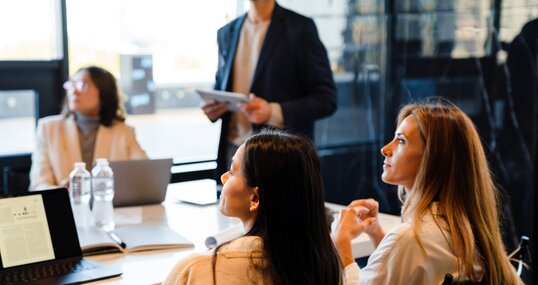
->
xmin=400 ymin=77 xmax=483 ymax=116
xmin=316 ymin=1 xmax=387 ymax=146
xmin=395 ymin=0 xmax=493 ymax=58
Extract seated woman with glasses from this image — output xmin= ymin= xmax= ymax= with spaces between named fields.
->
xmin=334 ymin=98 xmax=522 ymax=284
xmin=164 ymin=129 xmax=343 ymax=284
xmin=30 ymin=66 xmax=148 ymax=190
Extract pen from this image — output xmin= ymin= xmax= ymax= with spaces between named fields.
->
xmin=108 ymin=232 xmax=126 ymax=249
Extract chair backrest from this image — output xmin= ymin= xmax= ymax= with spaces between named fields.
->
xmin=443 ymin=236 xmax=531 ymax=284
xmin=508 ymin=236 xmax=531 ymax=280
xmin=2 ymin=166 xmax=30 ymax=195
xmin=442 ymin=274 xmax=484 ymax=285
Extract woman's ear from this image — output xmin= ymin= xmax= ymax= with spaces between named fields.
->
xmin=249 ymin=187 xmax=259 ymax=212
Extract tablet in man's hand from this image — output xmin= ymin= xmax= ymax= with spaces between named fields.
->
xmin=196 ymin=89 xmax=250 ymax=112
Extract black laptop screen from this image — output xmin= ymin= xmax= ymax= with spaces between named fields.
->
xmin=0 ymin=189 xmax=81 ymax=269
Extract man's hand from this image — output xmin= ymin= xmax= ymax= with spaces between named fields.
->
xmin=201 ymin=100 xmax=227 ymax=122
xmin=240 ymin=93 xmax=272 ymax=124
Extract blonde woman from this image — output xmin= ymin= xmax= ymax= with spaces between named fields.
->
xmin=335 ymin=98 xmax=522 ymax=284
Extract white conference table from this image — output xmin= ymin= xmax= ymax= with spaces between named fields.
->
xmin=87 ymin=179 xmax=401 ymax=284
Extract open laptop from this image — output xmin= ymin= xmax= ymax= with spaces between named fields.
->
xmin=0 ymin=189 xmax=122 ymax=284
xmin=109 ymin=158 xmax=173 ymax=207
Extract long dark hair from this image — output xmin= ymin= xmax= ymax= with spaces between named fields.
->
xmin=213 ymin=129 xmax=342 ymax=284
xmin=63 ymin=66 xmax=125 ymax=126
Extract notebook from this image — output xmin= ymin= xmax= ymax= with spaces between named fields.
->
xmin=0 ymin=189 xmax=122 ymax=284
xmin=109 ymin=158 xmax=173 ymax=207
xmin=77 ymin=225 xmax=194 ymax=256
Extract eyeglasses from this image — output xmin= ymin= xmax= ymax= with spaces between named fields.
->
xmin=63 ymin=80 xmax=90 ymax=91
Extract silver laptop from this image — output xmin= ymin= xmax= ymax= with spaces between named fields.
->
xmin=0 ymin=189 xmax=122 ymax=284
xmin=109 ymin=158 xmax=173 ymax=207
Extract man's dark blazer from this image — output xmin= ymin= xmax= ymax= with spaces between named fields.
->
xmin=214 ymin=2 xmax=337 ymax=177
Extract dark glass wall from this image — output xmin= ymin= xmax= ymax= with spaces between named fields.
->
xmin=389 ymin=0 xmax=536 ymax=256
xmin=314 ymin=2 xmax=535 ymax=281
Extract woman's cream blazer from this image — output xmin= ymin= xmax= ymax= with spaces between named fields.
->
xmin=29 ymin=115 xmax=148 ymax=190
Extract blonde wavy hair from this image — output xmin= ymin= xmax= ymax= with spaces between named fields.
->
xmin=397 ymin=98 xmax=521 ymax=284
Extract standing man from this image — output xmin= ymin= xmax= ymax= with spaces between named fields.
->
xmin=202 ymin=0 xmax=337 ymax=178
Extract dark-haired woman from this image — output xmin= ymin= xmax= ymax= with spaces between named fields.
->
xmin=164 ymin=129 xmax=343 ymax=284
xmin=30 ymin=66 xmax=147 ymax=190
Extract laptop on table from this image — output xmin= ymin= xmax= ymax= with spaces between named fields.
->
xmin=110 ymin=158 xmax=173 ymax=207
xmin=0 ymin=189 xmax=122 ymax=284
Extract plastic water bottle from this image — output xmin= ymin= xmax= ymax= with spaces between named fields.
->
xmin=69 ymin=162 xmax=92 ymax=228
xmin=91 ymin=158 xmax=115 ymax=231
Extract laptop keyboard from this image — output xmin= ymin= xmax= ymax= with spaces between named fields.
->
xmin=0 ymin=259 xmax=98 ymax=283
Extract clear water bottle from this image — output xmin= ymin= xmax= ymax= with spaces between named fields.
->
xmin=69 ymin=162 xmax=92 ymax=228
xmin=91 ymin=158 xmax=115 ymax=231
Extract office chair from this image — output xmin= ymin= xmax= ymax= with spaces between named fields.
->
xmin=509 ymin=236 xmax=531 ymax=279
xmin=442 ymin=236 xmax=531 ymax=284
xmin=2 ymin=166 xmax=30 ymax=194
xmin=442 ymin=274 xmax=483 ymax=285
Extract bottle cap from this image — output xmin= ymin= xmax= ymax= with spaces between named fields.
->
xmin=96 ymin=158 xmax=109 ymax=165
xmin=74 ymin=162 xmax=86 ymax=168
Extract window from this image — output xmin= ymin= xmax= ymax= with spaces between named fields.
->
xmin=65 ymin=0 xmax=238 ymax=162
xmin=0 ymin=0 xmax=63 ymax=60
xmin=0 ymin=90 xmax=37 ymax=155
